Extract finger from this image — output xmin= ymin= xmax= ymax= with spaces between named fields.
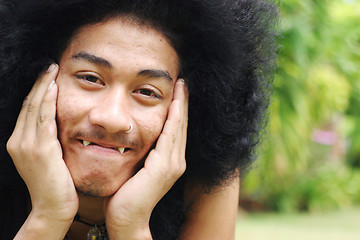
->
xmin=37 ymin=81 xmax=59 ymax=144
xmin=9 ymin=64 xmax=58 ymax=141
xmin=147 ymin=79 xmax=186 ymax=180
xmin=170 ymin=79 xmax=188 ymax=163
xmin=151 ymin=106 xmax=179 ymax=161
xmin=178 ymin=80 xmax=189 ymax=161
xmin=152 ymin=79 xmax=186 ymax=157
xmin=23 ymin=64 xmax=59 ymax=140
xmin=153 ymin=87 xmax=183 ymax=158
xmin=142 ymin=79 xmax=187 ymax=182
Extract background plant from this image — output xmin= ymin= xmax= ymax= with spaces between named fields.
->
xmin=240 ymin=0 xmax=360 ymax=212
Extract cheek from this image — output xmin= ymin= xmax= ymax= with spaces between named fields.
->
xmin=56 ymin=83 xmax=88 ymax=135
xmin=57 ymin=86 xmax=74 ymax=122
xmin=56 ymin=91 xmax=75 ymax=143
xmin=56 ymin=75 xmax=72 ymax=121
xmin=56 ymin=98 xmax=72 ymax=123
xmin=135 ymin=106 xmax=169 ymax=146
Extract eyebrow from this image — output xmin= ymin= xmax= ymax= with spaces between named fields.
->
xmin=72 ymin=52 xmax=112 ymax=68
xmin=138 ymin=69 xmax=173 ymax=82
xmin=71 ymin=52 xmax=174 ymax=82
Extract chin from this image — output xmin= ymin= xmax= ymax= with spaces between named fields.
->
xmin=76 ymin=183 xmax=120 ymax=198
xmin=72 ymin=171 xmax=128 ymax=198
xmin=66 ymin=158 xmax=140 ymax=198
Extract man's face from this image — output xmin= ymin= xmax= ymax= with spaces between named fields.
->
xmin=56 ymin=17 xmax=179 ymax=197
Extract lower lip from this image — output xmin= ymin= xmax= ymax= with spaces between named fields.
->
xmin=77 ymin=140 xmax=126 ymax=156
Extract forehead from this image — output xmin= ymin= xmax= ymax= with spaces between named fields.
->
xmin=60 ymin=16 xmax=180 ymax=77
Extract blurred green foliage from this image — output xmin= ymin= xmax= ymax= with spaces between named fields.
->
xmin=240 ymin=0 xmax=360 ymax=212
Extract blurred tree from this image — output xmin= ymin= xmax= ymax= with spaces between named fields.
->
xmin=241 ymin=0 xmax=360 ymax=212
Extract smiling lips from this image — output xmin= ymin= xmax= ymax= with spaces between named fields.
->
xmin=82 ymin=140 xmax=126 ymax=154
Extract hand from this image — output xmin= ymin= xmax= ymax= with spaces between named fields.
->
xmin=7 ymin=64 xmax=78 ymax=238
xmin=104 ymin=79 xmax=188 ymax=239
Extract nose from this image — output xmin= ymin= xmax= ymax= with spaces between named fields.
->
xmin=88 ymin=89 xmax=132 ymax=134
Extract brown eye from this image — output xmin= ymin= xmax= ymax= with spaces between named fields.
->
xmin=134 ymin=88 xmax=161 ymax=98
xmin=140 ymin=89 xmax=153 ymax=96
xmin=76 ymin=75 xmax=103 ymax=85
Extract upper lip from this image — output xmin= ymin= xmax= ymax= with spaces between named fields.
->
xmin=79 ymin=139 xmax=130 ymax=149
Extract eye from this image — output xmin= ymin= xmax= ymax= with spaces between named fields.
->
xmin=75 ymin=75 xmax=104 ymax=85
xmin=134 ymin=88 xmax=161 ymax=99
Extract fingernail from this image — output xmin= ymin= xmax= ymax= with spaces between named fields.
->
xmin=48 ymin=80 xmax=55 ymax=91
xmin=47 ymin=64 xmax=56 ymax=73
xmin=178 ymin=78 xmax=185 ymax=84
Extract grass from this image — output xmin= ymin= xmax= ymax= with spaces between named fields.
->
xmin=236 ymin=207 xmax=360 ymax=240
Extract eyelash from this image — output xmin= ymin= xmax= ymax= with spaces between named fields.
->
xmin=134 ymin=88 xmax=161 ymax=99
xmin=75 ymin=75 xmax=103 ymax=85
xmin=76 ymin=74 xmax=161 ymax=99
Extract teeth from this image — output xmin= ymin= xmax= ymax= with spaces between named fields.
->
xmin=82 ymin=140 xmax=125 ymax=153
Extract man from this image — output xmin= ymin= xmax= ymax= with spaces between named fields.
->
xmin=0 ymin=0 xmax=278 ymax=239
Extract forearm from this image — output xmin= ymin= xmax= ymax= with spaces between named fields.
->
xmin=180 ymin=178 xmax=239 ymax=240
xmin=107 ymin=224 xmax=153 ymax=240
xmin=14 ymin=210 xmax=73 ymax=240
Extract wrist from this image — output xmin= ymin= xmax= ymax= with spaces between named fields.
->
xmin=29 ymin=192 xmax=79 ymax=223
xmin=30 ymin=202 xmax=78 ymax=224
xmin=107 ymin=223 xmax=152 ymax=240
xmin=14 ymin=210 xmax=73 ymax=240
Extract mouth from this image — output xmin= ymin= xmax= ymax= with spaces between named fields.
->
xmin=80 ymin=140 xmax=130 ymax=154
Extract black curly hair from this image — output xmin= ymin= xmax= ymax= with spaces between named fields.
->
xmin=0 ymin=0 xmax=278 ymax=238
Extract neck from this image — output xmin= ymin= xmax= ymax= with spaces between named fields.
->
xmin=77 ymin=194 xmax=105 ymax=224
xmin=27 ymin=193 xmax=107 ymax=239
xmin=66 ymin=195 xmax=105 ymax=239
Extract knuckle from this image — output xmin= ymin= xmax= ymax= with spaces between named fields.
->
xmin=19 ymin=141 xmax=31 ymax=153
xmin=175 ymin=164 xmax=186 ymax=178
xmin=7 ymin=138 xmax=34 ymax=159
xmin=6 ymin=138 xmax=16 ymax=154
xmin=27 ymin=103 xmax=38 ymax=113
xmin=22 ymin=96 xmax=30 ymax=106
xmin=166 ymin=159 xmax=186 ymax=179
xmin=38 ymin=114 xmax=48 ymax=123
xmin=179 ymin=161 xmax=186 ymax=175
